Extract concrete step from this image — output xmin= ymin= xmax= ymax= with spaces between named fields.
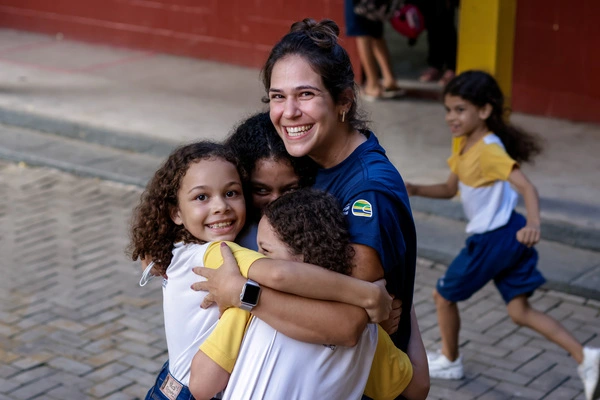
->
xmin=0 ymin=123 xmax=163 ymax=187
xmin=415 ymin=211 xmax=600 ymax=301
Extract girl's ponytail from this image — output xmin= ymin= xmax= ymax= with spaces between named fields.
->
xmin=444 ymin=70 xmax=543 ymax=163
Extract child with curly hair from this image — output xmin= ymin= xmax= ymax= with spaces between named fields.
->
xmin=192 ymin=188 xmax=427 ymax=400
xmin=129 ymin=141 xmax=396 ymax=399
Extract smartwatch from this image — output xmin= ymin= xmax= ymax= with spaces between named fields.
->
xmin=239 ymin=279 xmax=261 ymax=312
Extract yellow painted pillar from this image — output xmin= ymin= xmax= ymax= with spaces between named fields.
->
xmin=456 ymin=0 xmax=517 ymax=106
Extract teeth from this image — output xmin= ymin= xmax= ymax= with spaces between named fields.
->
xmin=286 ymin=125 xmax=312 ymax=136
xmin=208 ymin=222 xmax=232 ymax=229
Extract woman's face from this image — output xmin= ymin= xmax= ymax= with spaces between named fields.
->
xmin=251 ymin=158 xmax=300 ymax=212
xmin=268 ymin=55 xmax=345 ymax=165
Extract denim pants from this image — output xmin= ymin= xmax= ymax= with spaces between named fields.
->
xmin=145 ymin=361 xmax=195 ymax=400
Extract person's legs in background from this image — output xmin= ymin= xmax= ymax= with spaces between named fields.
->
xmin=355 ymin=36 xmax=383 ymax=98
xmin=345 ymin=0 xmax=401 ymax=99
xmin=415 ymin=0 xmax=458 ymax=85
xmin=372 ymin=37 xmax=401 ymax=93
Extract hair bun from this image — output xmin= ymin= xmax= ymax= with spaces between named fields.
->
xmin=290 ymin=18 xmax=340 ymax=49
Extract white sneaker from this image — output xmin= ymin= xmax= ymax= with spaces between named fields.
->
xmin=427 ymin=350 xmax=464 ymax=380
xmin=578 ymin=347 xmax=600 ymax=400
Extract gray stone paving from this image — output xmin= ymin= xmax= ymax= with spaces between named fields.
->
xmin=1 ymin=161 xmax=598 ymax=399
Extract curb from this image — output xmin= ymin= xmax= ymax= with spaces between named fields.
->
xmin=410 ymin=197 xmax=600 ymax=254
xmin=0 ymin=106 xmax=179 ymax=157
xmin=0 ymin=147 xmax=149 ymax=188
xmin=417 ymin=247 xmax=600 ymax=302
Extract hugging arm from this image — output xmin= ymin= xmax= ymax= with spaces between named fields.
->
xmin=189 ymin=351 xmax=229 ymax=400
xmin=193 ymin=243 xmax=373 ymax=346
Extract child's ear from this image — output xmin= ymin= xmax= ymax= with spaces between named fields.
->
xmin=479 ymin=103 xmax=493 ymax=120
xmin=170 ymin=206 xmax=183 ymax=225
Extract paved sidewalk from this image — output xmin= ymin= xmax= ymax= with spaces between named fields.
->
xmin=1 ymin=161 xmax=598 ymax=399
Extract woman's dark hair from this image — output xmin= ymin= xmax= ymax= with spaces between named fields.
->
xmin=262 ymin=188 xmax=355 ymax=276
xmin=261 ymin=18 xmax=368 ymax=131
xmin=444 ymin=70 xmax=543 ymax=163
xmin=225 ymin=112 xmax=318 ymax=188
xmin=128 ymin=141 xmax=243 ymax=274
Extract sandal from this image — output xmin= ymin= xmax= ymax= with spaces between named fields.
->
xmin=381 ymin=86 xmax=407 ymax=99
xmin=419 ymin=67 xmax=442 ymax=83
xmin=438 ymin=70 xmax=456 ymax=87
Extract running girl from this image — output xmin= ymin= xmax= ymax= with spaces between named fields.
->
xmin=406 ymin=70 xmax=599 ymax=400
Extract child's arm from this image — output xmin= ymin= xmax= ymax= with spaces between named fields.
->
xmin=401 ymin=306 xmax=430 ymax=400
xmin=195 ymin=243 xmax=374 ymax=346
xmin=189 ymin=350 xmax=229 ymax=400
xmin=196 ymin=243 xmax=393 ymax=323
xmin=508 ymin=168 xmax=541 ymax=247
xmin=406 ymin=173 xmax=458 ymax=198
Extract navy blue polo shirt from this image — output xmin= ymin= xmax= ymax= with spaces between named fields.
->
xmin=314 ymin=131 xmax=416 ymax=351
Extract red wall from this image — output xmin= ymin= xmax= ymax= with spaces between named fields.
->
xmin=0 ymin=0 xmax=358 ymax=70
xmin=512 ymin=0 xmax=600 ymax=123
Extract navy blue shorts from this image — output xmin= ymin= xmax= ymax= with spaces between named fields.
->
xmin=344 ymin=0 xmax=384 ymax=38
xmin=437 ymin=212 xmax=546 ymax=304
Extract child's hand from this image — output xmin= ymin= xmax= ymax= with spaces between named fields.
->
xmin=405 ymin=182 xmax=416 ymax=196
xmin=516 ymin=224 xmax=541 ymax=247
xmin=365 ymin=279 xmax=393 ymax=323
xmin=379 ymin=296 xmax=402 ymax=335
xmin=191 ymin=242 xmax=245 ymax=314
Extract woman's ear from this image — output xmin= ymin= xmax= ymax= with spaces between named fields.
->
xmin=479 ymin=103 xmax=493 ymax=120
xmin=170 ymin=206 xmax=183 ymax=225
xmin=338 ymin=87 xmax=355 ymax=109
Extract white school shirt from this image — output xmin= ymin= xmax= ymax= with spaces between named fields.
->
xmin=448 ymin=133 xmax=518 ymax=234
xmin=162 ymin=242 xmax=217 ymax=386
xmin=222 ymin=318 xmax=379 ymax=400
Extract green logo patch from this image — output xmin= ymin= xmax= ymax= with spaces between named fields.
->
xmin=351 ymin=199 xmax=372 ymax=217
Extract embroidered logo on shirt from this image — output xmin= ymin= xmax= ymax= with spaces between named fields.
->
xmin=342 ymin=203 xmax=350 ymax=215
xmin=351 ymin=199 xmax=372 ymax=217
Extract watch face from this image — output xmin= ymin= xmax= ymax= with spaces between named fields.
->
xmin=242 ymin=283 xmax=261 ymax=305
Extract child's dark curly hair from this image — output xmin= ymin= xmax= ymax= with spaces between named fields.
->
xmin=225 ymin=112 xmax=318 ymax=189
xmin=262 ymin=188 xmax=355 ymax=276
xmin=127 ymin=141 xmax=243 ymax=274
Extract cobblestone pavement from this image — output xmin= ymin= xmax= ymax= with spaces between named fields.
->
xmin=1 ymin=162 xmax=598 ymax=399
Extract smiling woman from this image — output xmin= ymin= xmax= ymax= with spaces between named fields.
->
xmin=195 ymin=18 xmax=430 ymax=400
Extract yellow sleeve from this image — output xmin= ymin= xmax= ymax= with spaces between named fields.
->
xmin=198 ymin=242 xmax=265 ymax=372
xmin=199 ymin=309 xmax=252 ymax=373
xmin=203 ymin=241 xmax=266 ymax=277
xmin=446 ymin=137 xmax=464 ymax=174
xmin=480 ymin=143 xmax=517 ymax=181
xmin=364 ymin=325 xmax=413 ymax=400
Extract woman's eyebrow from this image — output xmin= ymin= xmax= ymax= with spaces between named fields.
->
xmin=269 ymin=85 xmax=322 ymax=93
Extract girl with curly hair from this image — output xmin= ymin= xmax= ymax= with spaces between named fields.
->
xmin=191 ymin=189 xmax=424 ymax=400
xmin=129 ymin=142 xmax=393 ymax=399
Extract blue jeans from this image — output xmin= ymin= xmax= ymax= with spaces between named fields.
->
xmin=146 ymin=361 xmax=194 ymax=400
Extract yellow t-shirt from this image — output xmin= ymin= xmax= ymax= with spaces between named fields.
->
xmin=364 ymin=325 xmax=413 ymax=400
xmin=199 ymin=241 xmax=265 ymax=373
xmin=447 ymin=133 xmax=519 ymax=233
